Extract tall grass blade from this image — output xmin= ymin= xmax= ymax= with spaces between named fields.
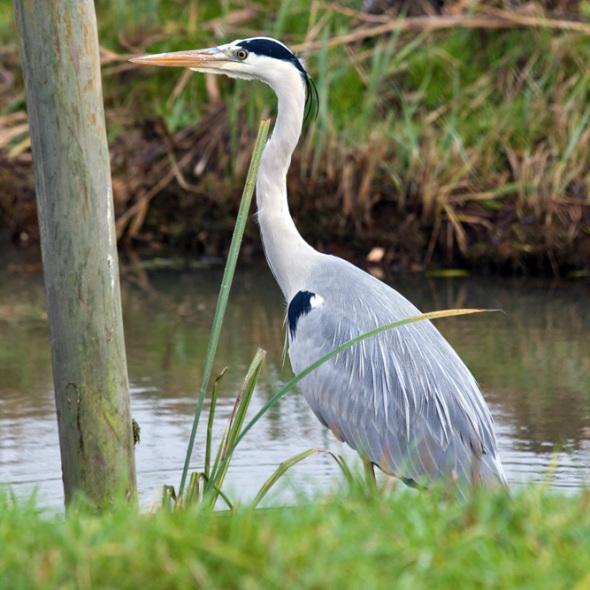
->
xmin=208 ymin=350 xmax=265 ymax=487
xmin=220 ymin=349 xmax=266 ymax=465
xmin=185 ymin=472 xmax=200 ymax=506
xmin=210 ymin=308 xmax=496 ymax=488
xmin=205 ymin=349 xmax=266 ymax=507
xmin=200 ymin=474 xmax=235 ymax=511
xmin=161 ymin=484 xmax=177 ymax=511
xmin=251 ymin=448 xmax=321 ymax=508
xmin=250 ymin=448 xmax=360 ymax=507
xmin=204 ymin=367 xmax=227 ymax=480
xmin=330 ymin=453 xmax=357 ymax=488
xmin=179 ymin=119 xmax=271 ymax=498
xmin=561 ymin=104 xmax=590 ymax=164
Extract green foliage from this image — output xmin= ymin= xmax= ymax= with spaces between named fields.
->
xmin=2 ymin=487 xmax=590 ymax=589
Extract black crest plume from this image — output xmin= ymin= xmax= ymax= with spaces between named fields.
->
xmin=236 ymin=38 xmax=318 ymax=125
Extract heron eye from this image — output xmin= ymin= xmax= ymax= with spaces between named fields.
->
xmin=236 ymin=48 xmax=248 ymax=60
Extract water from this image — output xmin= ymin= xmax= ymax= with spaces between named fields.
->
xmin=1 ymin=257 xmax=589 ymax=508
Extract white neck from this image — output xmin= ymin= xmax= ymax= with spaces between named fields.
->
xmin=255 ymin=66 xmax=319 ymax=301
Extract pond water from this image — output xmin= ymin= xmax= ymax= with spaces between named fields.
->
xmin=1 ymin=255 xmax=589 ymax=508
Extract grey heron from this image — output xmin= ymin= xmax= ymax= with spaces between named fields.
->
xmin=131 ymin=37 xmax=506 ymax=494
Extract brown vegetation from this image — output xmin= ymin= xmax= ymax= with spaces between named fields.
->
xmin=1 ymin=0 xmax=589 ymax=275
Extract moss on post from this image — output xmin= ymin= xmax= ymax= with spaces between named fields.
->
xmin=13 ymin=0 xmax=136 ymax=508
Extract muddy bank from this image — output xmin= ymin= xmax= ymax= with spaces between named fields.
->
xmin=2 ymin=0 xmax=590 ymax=276
xmin=2 ymin=107 xmax=589 ymax=276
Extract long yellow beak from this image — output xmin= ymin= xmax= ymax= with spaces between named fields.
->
xmin=129 ymin=47 xmax=227 ymax=69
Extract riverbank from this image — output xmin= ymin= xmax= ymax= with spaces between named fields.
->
xmin=2 ymin=487 xmax=589 ymax=588
xmin=1 ymin=1 xmax=589 ymax=274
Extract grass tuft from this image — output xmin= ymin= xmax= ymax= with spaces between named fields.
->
xmin=1 ymin=486 xmax=590 ymax=589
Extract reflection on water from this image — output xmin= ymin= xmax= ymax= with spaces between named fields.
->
xmin=1 ymin=255 xmax=589 ymax=508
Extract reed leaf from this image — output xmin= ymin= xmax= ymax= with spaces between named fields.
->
xmin=204 ymin=367 xmax=227 ymax=480
xmin=184 ymin=472 xmax=200 ymax=506
xmin=161 ymin=485 xmax=177 ymax=511
xmin=205 ymin=348 xmax=266 ymax=507
xmin=251 ymin=448 xmax=321 ymax=508
xmin=251 ymin=448 xmax=360 ymax=508
xmin=179 ymin=118 xmax=271 ymax=498
xmin=329 ymin=453 xmax=356 ymax=488
xmin=200 ymin=473 xmax=235 ymax=511
xmin=220 ymin=349 xmax=266 ymax=464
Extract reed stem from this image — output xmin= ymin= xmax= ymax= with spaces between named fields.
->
xmin=178 ymin=118 xmax=271 ymax=498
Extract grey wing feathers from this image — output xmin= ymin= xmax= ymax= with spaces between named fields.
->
xmin=288 ymin=256 xmax=505 ymax=493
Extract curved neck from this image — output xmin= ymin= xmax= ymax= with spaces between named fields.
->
xmin=256 ymin=69 xmax=318 ymax=301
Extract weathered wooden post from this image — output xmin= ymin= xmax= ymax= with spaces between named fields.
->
xmin=14 ymin=0 xmax=136 ymax=507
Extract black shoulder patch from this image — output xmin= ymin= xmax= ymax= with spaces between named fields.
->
xmin=237 ymin=38 xmax=307 ymax=76
xmin=288 ymin=290 xmax=315 ymax=338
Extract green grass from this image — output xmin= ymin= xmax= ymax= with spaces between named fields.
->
xmin=2 ymin=487 xmax=590 ymax=589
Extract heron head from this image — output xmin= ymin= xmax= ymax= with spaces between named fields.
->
xmin=130 ymin=36 xmax=318 ymax=120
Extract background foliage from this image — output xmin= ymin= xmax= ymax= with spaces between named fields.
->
xmin=1 ymin=0 xmax=589 ymax=273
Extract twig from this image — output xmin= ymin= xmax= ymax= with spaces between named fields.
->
xmin=0 ymin=111 xmax=27 ymax=126
xmin=0 ymin=123 xmax=28 ymax=150
xmin=115 ymin=148 xmax=196 ymax=239
xmin=293 ymin=12 xmax=590 ymax=53
xmin=100 ymin=46 xmax=132 ymax=65
xmin=327 ymin=3 xmax=392 ymax=23
xmin=205 ymin=8 xmax=259 ymax=37
xmin=205 ymin=74 xmax=222 ymax=106
xmin=166 ymin=69 xmax=192 ymax=109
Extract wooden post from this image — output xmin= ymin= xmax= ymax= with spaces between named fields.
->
xmin=14 ymin=0 xmax=136 ymax=507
